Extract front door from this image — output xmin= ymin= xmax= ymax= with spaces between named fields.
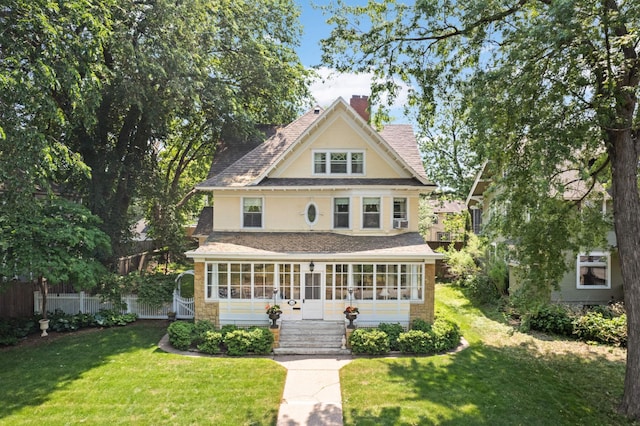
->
xmin=302 ymin=272 xmax=323 ymax=319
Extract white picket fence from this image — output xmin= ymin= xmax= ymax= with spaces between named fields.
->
xmin=34 ymin=290 xmax=195 ymax=320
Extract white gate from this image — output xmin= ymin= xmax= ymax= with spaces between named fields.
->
xmin=173 ymin=290 xmax=195 ymax=319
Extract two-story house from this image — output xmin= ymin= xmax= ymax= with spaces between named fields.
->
xmin=186 ymin=96 xmax=441 ymax=327
xmin=466 ymin=161 xmax=623 ymax=305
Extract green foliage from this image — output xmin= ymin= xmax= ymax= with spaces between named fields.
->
xmin=220 ymin=324 xmax=239 ymax=338
xmin=397 ymin=330 xmax=435 ymax=354
xmin=573 ymin=312 xmax=627 ymax=348
xmin=134 ymin=273 xmax=176 ymax=310
xmin=0 ymin=318 xmax=38 ymax=346
xmin=411 ymin=318 xmax=432 ymax=332
xmin=93 ymin=310 xmax=137 ymax=327
xmin=196 ymin=331 xmax=223 ymax=355
xmin=223 ymin=330 xmax=253 ymax=356
xmin=349 ymin=329 xmax=390 ymax=355
xmin=399 ymin=319 xmax=460 ymax=354
xmin=378 ymin=323 xmax=404 ymax=351
xmin=167 ymin=321 xmax=195 ymax=351
xmin=192 ymin=320 xmax=217 ymax=345
xmin=442 ymin=233 xmax=483 ymax=283
xmin=248 ymin=327 xmax=275 ymax=355
xmin=525 ymin=305 xmax=575 ymax=336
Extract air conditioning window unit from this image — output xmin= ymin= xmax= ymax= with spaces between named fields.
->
xmin=393 ymin=218 xmax=408 ymax=229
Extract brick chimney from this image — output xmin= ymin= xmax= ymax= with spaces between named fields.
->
xmin=350 ymin=95 xmax=370 ymax=122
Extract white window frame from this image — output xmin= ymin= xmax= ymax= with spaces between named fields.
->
xmin=333 ymin=197 xmax=351 ymax=229
xmin=576 ymin=252 xmax=611 ymax=289
xmin=242 ymin=197 xmax=264 ymax=229
xmin=362 ymin=197 xmax=381 ymax=229
xmin=313 ymin=150 xmax=365 ymax=175
xmin=305 ymin=202 xmax=319 ymax=226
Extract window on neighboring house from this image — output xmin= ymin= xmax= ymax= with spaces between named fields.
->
xmin=363 ymin=197 xmax=381 ymax=228
xmin=432 ymin=214 xmax=439 ymax=225
xmin=334 ymin=197 xmax=350 ymax=228
xmin=314 ymin=150 xmax=365 ymax=175
xmin=437 ymin=231 xmax=451 ymax=242
xmin=577 ymin=252 xmax=610 ymax=289
xmin=393 ymin=198 xmax=407 ymax=220
xmin=243 ymin=197 xmax=262 ymax=228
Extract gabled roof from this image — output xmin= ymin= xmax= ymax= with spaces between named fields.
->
xmin=197 ymin=97 xmax=432 ymax=189
xmin=428 ymin=199 xmax=467 ymax=214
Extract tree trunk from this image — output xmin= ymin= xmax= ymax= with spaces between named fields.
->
xmin=608 ymin=129 xmax=640 ymax=419
xmin=38 ymin=275 xmax=48 ymax=320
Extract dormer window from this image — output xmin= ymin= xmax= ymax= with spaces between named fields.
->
xmin=313 ymin=150 xmax=365 ymax=175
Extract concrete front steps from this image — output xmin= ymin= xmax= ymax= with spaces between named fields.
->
xmin=273 ymin=320 xmax=352 ymax=355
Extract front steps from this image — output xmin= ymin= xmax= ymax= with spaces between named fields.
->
xmin=273 ymin=320 xmax=351 ymax=355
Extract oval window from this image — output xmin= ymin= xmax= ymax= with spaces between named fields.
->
xmin=306 ymin=203 xmax=317 ymax=224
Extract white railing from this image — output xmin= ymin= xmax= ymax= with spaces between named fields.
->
xmin=34 ymin=291 xmax=195 ymax=320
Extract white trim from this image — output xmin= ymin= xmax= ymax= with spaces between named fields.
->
xmin=332 ymin=196 xmax=351 ymax=229
xmin=241 ymin=196 xmax=264 ymax=229
xmin=576 ymin=251 xmax=611 ymax=289
xmin=312 ymin=149 xmax=366 ymax=176
xmin=305 ymin=201 xmax=319 ymax=226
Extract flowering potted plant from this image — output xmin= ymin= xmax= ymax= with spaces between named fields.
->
xmin=344 ymin=306 xmax=359 ymax=328
xmin=266 ymin=304 xmax=282 ymax=328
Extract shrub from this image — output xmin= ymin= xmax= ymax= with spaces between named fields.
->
xmin=397 ymin=330 xmax=435 ymax=354
xmin=349 ymin=328 xmax=390 ymax=355
xmin=527 ymin=304 xmax=574 ymax=336
xmin=167 ymin=321 xmax=195 ymax=351
xmin=573 ymin=311 xmax=627 ymax=347
xmin=197 ymin=331 xmax=223 ymax=354
xmin=193 ymin=320 xmax=216 ymax=345
xmin=248 ymin=327 xmax=274 ymax=355
xmin=220 ymin=324 xmax=239 ymax=338
xmin=466 ymin=274 xmax=502 ymax=305
xmin=224 ymin=330 xmax=253 ymax=356
xmin=94 ymin=309 xmax=137 ymax=327
xmin=431 ymin=318 xmax=461 ymax=352
xmin=378 ymin=323 xmax=404 ymax=351
xmin=411 ymin=318 xmax=432 ymax=332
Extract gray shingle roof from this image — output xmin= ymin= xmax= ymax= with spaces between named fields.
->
xmin=188 ymin=231 xmax=439 ymax=258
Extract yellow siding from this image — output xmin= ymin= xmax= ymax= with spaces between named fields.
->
xmin=272 ymin=116 xmax=408 ymax=179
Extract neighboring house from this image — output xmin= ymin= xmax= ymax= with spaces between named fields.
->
xmin=425 ymin=199 xmax=466 ymax=246
xmin=466 ymin=162 xmax=622 ymax=305
xmin=186 ymin=96 xmax=442 ymax=327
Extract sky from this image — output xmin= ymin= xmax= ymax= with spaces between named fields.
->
xmin=295 ymin=0 xmax=409 ymax=121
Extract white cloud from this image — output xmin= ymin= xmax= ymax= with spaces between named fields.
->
xmin=308 ymin=67 xmax=410 ymax=123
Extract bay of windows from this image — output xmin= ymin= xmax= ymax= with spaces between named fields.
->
xmin=207 ymin=262 xmax=424 ymax=301
xmin=363 ymin=197 xmax=381 ymax=228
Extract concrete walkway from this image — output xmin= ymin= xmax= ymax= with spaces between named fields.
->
xmin=274 ymin=355 xmax=353 ymax=426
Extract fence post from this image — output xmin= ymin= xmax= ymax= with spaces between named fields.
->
xmin=79 ymin=291 xmax=85 ymax=313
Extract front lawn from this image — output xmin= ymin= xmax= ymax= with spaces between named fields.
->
xmin=340 ymin=284 xmax=634 ymax=425
xmin=0 ymin=321 xmax=285 ymax=425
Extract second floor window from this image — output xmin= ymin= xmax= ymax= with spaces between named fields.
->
xmin=314 ymin=150 xmax=365 ymax=175
xmin=334 ymin=197 xmax=350 ymax=228
xmin=363 ymin=197 xmax=380 ymax=228
xmin=393 ymin=198 xmax=407 ymax=219
xmin=243 ymin=197 xmax=262 ymax=228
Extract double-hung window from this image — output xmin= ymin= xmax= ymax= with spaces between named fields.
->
xmin=243 ymin=197 xmax=263 ymax=228
xmin=314 ymin=150 xmax=365 ymax=175
xmin=577 ymin=252 xmax=611 ymax=289
xmin=334 ymin=197 xmax=350 ymax=228
xmin=363 ymin=197 xmax=381 ymax=228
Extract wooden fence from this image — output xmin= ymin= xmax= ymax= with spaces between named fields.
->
xmin=0 ymin=281 xmax=35 ymax=318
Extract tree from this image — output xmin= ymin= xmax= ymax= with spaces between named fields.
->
xmin=322 ymin=0 xmax=640 ymax=418
xmin=66 ymin=0 xmax=311 ymax=260
xmin=0 ymin=197 xmax=111 ymax=319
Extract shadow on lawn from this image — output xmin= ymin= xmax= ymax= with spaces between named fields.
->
xmin=347 ymin=343 xmax=631 ymax=426
xmin=0 ymin=321 xmax=166 ymax=418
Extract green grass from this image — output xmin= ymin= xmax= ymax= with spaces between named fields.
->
xmin=341 ymin=284 xmax=634 ymax=425
xmin=0 ymin=322 xmax=285 ymax=425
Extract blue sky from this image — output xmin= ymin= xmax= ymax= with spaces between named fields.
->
xmin=295 ymin=0 xmax=409 ymax=121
